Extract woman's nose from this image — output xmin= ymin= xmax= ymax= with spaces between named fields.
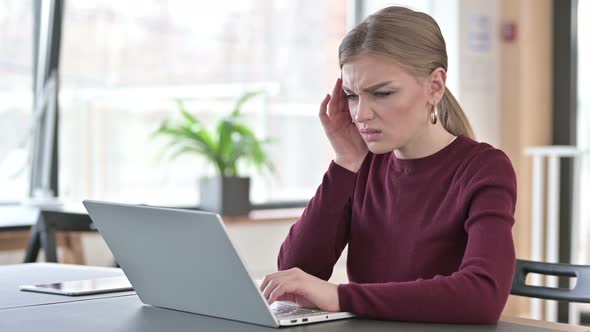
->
xmin=354 ymin=98 xmax=373 ymax=123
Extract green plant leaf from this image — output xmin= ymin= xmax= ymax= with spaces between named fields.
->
xmin=155 ymin=122 xmax=217 ymax=163
xmin=168 ymin=145 xmax=207 ymax=161
xmin=176 ymin=100 xmax=198 ymax=125
xmin=230 ymin=90 xmax=264 ymax=117
xmin=216 ymin=119 xmax=235 ymax=173
xmin=225 ymin=129 xmax=274 ymax=175
xmin=181 ymin=124 xmax=216 ymax=151
xmin=153 ymin=92 xmax=275 ymax=177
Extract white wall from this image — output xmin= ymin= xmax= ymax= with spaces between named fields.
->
xmin=458 ymin=0 xmax=501 ymax=147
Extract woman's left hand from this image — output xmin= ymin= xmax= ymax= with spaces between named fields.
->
xmin=260 ymin=268 xmax=340 ymax=312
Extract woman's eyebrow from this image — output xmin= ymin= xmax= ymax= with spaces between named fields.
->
xmin=363 ymin=81 xmax=393 ymax=92
xmin=342 ymin=81 xmax=394 ymax=94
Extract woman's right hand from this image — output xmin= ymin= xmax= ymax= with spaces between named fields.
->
xmin=319 ymin=78 xmax=368 ymax=173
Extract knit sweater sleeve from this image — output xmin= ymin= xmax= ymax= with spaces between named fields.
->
xmin=277 ymin=161 xmax=357 ymax=280
xmin=337 ymin=149 xmax=517 ymax=323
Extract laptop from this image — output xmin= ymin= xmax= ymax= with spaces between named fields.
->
xmin=82 ymin=200 xmax=354 ymax=327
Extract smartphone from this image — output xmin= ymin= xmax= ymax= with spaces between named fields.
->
xmin=19 ymin=276 xmax=133 ymax=296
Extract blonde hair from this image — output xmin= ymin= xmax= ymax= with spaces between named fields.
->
xmin=339 ymin=6 xmax=475 ymax=139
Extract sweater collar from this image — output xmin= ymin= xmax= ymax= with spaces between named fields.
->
xmin=389 ymin=135 xmax=466 ymax=174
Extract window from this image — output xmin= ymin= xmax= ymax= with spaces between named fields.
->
xmin=0 ymin=1 xmax=33 ymax=202
xmin=576 ymin=0 xmax=590 ymax=265
xmin=58 ymin=1 xmax=348 ymax=205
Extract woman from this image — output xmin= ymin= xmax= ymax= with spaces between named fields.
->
xmin=260 ymin=6 xmax=516 ymax=324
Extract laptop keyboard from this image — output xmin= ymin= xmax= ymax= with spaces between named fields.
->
xmin=271 ymin=302 xmax=330 ymax=318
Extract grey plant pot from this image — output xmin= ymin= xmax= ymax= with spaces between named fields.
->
xmin=199 ymin=176 xmax=251 ymax=216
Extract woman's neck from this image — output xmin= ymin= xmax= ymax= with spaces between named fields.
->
xmin=394 ymin=126 xmax=456 ymax=160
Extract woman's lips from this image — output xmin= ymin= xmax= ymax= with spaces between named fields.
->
xmin=360 ymin=128 xmax=383 ymax=142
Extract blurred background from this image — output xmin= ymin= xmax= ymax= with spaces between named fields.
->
xmin=0 ymin=0 xmax=588 ymax=326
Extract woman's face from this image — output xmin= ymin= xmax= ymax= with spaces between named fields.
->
xmin=341 ymin=52 xmax=433 ymax=154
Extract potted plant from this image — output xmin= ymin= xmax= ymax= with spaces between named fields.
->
xmin=153 ymin=91 xmax=274 ymax=215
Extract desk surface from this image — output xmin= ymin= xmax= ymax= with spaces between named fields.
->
xmin=0 ymin=204 xmax=303 ymax=230
xmin=0 ymin=263 xmax=588 ymax=332
xmin=0 ymin=204 xmax=87 ymax=230
xmin=0 ymin=205 xmax=40 ymax=230
xmin=0 ymin=294 xmax=587 ymax=332
xmin=0 ymin=263 xmax=134 ymax=310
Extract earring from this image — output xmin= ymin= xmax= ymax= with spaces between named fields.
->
xmin=430 ymin=104 xmax=438 ymax=125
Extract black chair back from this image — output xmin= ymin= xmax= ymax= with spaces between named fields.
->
xmin=511 ymin=259 xmax=590 ymax=303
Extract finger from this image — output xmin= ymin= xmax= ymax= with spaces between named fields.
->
xmin=268 ymin=284 xmax=283 ymax=304
xmin=259 ymin=274 xmax=273 ymax=292
xmin=262 ymin=279 xmax=278 ymax=300
xmin=276 ymin=293 xmax=296 ymax=303
xmin=263 ymin=277 xmax=287 ymax=301
xmin=260 ymin=269 xmax=289 ymax=292
xmin=259 ymin=272 xmax=277 ymax=292
xmin=262 ymin=270 xmax=298 ymax=301
xmin=269 ymin=284 xmax=294 ymax=305
xmin=338 ymin=85 xmax=349 ymax=113
xmin=327 ymin=79 xmax=342 ymax=116
xmin=319 ymin=93 xmax=330 ymax=118
xmin=330 ymin=77 xmax=342 ymax=101
xmin=319 ymin=94 xmax=331 ymax=127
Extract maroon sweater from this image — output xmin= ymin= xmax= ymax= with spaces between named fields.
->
xmin=278 ymin=135 xmax=517 ymax=324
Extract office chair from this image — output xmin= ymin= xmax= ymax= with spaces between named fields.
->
xmin=511 ymin=259 xmax=590 ymax=303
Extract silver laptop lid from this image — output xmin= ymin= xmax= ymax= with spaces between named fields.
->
xmin=83 ymin=200 xmax=278 ymax=327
